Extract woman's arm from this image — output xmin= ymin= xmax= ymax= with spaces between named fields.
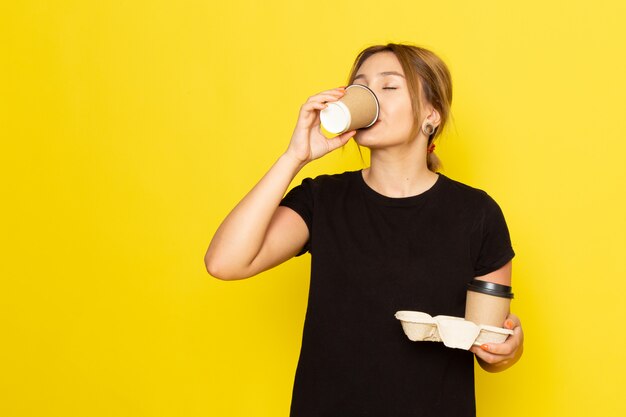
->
xmin=204 ymin=87 xmax=356 ymax=280
xmin=205 ymin=153 xmax=307 ymax=280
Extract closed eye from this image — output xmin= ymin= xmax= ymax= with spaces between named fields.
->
xmin=382 ymin=87 xmax=397 ymax=90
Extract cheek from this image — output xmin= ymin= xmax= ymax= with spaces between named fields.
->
xmin=401 ymin=96 xmax=414 ymax=121
xmin=384 ymin=95 xmax=413 ymax=122
xmin=388 ymin=101 xmax=415 ymax=132
xmin=400 ymin=105 xmax=414 ymax=125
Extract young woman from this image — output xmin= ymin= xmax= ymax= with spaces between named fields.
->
xmin=205 ymin=43 xmax=524 ymax=417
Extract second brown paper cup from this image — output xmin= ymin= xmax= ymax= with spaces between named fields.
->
xmin=464 ymin=280 xmax=514 ymax=328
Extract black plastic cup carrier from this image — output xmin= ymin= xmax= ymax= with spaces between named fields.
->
xmin=467 ymin=280 xmax=514 ymax=299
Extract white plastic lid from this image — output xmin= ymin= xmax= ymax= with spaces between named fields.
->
xmin=320 ymin=101 xmax=351 ymax=134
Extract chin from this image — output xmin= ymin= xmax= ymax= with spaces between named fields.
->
xmin=354 ymin=130 xmax=399 ymax=149
xmin=354 ymin=129 xmax=380 ymax=147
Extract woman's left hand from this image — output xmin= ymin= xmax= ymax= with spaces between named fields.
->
xmin=469 ymin=312 xmax=524 ymax=372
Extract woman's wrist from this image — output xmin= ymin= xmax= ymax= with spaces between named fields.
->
xmin=279 ymin=151 xmax=308 ymax=173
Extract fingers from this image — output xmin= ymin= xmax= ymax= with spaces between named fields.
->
xmin=503 ymin=312 xmax=521 ymax=329
xmin=290 ymin=87 xmax=352 ymax=161
xmin=301 ymin=88 xmax=346 ymax=110
xmin=470 ymin=345 xmax=511 ymax=365
xmin=337 ymin=129 xmax=357 ymax=141
xmin=503 ymin=313 xmax=524 ymax=344
xmin=296 ymin=87 xmax=347 ymax=128
xmin=296 ymin=87 xmax=345 ymax=125
xmin=326 ymin=130 xmax=357 ymax=152
xmin=299 ymin=100 xmax=328 ymax=115
xmin=471 ymin=344 xmax=508 ymax=363
xmin=311 ymin=87 xmax=346 ymax=100
xmin=307 ymin=88 xmax=346 ymax=103
xmin=471 ymin=313 xmax=524 ymax=367
xmin=470 ymin=345 xmax=490 ymax=360
xmin=479 ymin=335 xmax=517 ymax=356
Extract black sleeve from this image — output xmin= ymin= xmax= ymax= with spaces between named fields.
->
xmin=471 ymin=193 xmax=516 ymax=277
xmin=279 ymin=177 xmax=314 ymax=256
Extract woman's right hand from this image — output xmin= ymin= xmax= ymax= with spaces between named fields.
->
xmin=285 ymin=87 xmax=357 ymax=164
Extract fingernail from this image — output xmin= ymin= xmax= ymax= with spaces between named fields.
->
xmin=505 ymin=320 xmax=514 ymax=329
xmin=481 ymin=344 xmax=490 ymax=351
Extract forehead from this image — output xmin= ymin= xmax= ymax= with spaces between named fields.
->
xmin=356 ymin=51 xmax=404 ymax=76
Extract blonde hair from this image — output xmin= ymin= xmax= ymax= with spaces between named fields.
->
xmin=347 ymin=43 xmax=453 ymax=172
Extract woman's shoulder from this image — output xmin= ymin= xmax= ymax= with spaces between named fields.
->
xmin=437 ymin=173 xmax=502 ymax=209
xmin=298 ymin=170 xmax=361 ymax=188
xmin=285 ymin=171 xmax=361 ymax=204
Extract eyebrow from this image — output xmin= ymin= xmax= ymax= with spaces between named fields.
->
xmin=353 ymin=71 xmax=405 ymax=80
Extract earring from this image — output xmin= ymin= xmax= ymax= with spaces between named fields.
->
xmin=422 ymin=122 xmax=435 ymax=136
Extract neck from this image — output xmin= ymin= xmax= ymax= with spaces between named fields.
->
xmin=363 ymin=143 xmax=438 ymax=198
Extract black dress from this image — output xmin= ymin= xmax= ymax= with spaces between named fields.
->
xmin=279 ymin=170 xmax=515 ymax=417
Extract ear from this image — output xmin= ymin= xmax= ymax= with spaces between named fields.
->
xmin=426 ymin=107 xmax=441 ymax=127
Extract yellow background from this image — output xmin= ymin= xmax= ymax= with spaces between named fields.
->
xmin=2 ymin=1 xmax=625 ymax=416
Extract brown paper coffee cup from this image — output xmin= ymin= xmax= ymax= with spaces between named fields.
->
xmin=464 ymin=280 xmax=514 ymax=327
xmin=320 ymin=84 xmax=379 ymax=134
